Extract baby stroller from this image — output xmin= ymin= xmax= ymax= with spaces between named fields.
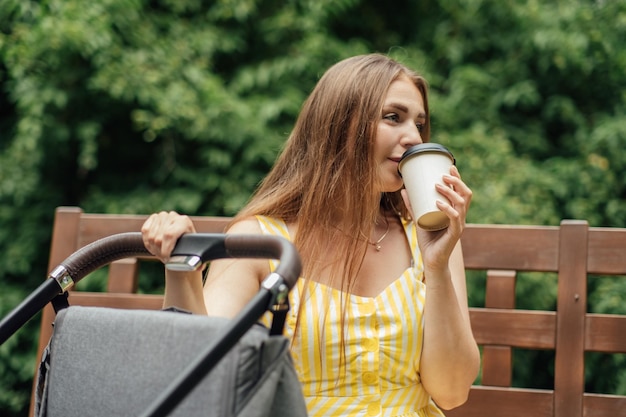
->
xmin=0 ymin=232 xmax=307 ymax=417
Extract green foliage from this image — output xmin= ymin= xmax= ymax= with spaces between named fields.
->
xmin=0 ymin=284 xmax=39 ymax=415
xmin=1 ymin=0 xmax=626 ymax=415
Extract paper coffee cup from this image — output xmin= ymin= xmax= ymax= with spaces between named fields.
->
xmin=398 ymin=143 xmax=456 ymax=231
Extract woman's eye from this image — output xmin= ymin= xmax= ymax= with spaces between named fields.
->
xmin=416 ymin=122 xmax=425 ymax=132
xmin=383 ymin=113 xmax=400 ymax=122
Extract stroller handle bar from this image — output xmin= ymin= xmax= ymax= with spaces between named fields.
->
xmin=166 ymin=233 xmax=302 ymax=289
xmin=0 ymin=232 xmax=302 ymax=345
xmin=51 ymin=232 xmax=301 ymax=292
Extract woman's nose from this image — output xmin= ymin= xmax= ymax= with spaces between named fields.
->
xmin=400 ymin=124 xmax=423 ymax=148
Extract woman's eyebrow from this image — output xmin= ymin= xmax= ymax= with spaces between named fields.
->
xmin=384 ymin=102 xmax=426 ymax=119
xmin=385 ymin=103 xmax=409 ymax=113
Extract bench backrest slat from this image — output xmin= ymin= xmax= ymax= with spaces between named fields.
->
xmin=555 ymin=221 xmax=588 ymax=417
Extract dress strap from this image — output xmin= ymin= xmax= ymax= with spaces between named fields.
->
xmin=401 ymin=218 xmax=425 ymax=282
xmin=256 ymin=216 xmax=291 ymax=238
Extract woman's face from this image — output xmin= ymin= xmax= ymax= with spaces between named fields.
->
xmin=374 ymin=75 xmax=426 ymax=193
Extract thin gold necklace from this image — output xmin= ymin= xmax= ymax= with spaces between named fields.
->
xmin=362 ymin=216 xmax=390 ymax=251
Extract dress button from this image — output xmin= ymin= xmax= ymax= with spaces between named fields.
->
xmin=367 ymin=402 xmax=381 ymax=416
xmin=363 ymin=372 xmax=379 ymax=385
xmin=364 ymin=338 xmax=379 ymax=352
xmin=361 ymin=300 xmax=376 ymax=315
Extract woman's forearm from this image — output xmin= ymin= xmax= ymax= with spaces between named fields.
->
xmin=419 ymin=243 xmax=480 ymax=410
xmin=163 ymin=269 xmax=207 ymax=315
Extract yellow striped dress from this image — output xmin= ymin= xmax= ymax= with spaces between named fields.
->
xmin=257 ymin=215 xmax=445 ymax=417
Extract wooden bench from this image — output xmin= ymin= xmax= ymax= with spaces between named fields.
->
xmin=30 ymin=206 xmax=626 ymax=417
xmin=447 ymin=220 xmax=626 ymax=417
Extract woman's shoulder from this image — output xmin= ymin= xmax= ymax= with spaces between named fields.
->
xmin=226 ymin=216 xmax=264 ymax=234
xmin=227 ymin=215 xmax=291 ymax=236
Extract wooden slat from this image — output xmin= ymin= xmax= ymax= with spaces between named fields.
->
xmin=554 ymin=220 xmax=588 ymax=417
xmin=485 ymin=270 xmax=517 ymax=309
xmin=46 ymin=206 xmax=82 ymax=272
xmin=33 ymin=207 xmax=85 ymax=416
xmin=462 ymin=224 xmax=560 ymax=272
xmin=446 ymin=386 xmax=554 ymax=417
xmin=583 ymin=393 xmax=626 ymax=417
xmin=481 ymin=346 xmax=513 ymax=387
xmin=482 ymin=270 xmax=516 ymax=386
xmin=107 ymin=258 xmax=139 ymax=293
xmin=587 ymin=228 xmax=626 ymax=275
xmin=470 ymin=308 xmax=556 ymax=349
xmin=78 ymin=214 xmax=148 ymax=247
xmin=78 ymin=213 xmax=231 ymax=247
xmin=585 ymin=314 xmax=626 ymax=353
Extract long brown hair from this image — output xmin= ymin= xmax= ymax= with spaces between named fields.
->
xmin=234 ymin=53 xmax=430 ymax=337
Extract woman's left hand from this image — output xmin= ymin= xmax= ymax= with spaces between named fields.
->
xmin=401 ymin=165 xmax=472 ymax=273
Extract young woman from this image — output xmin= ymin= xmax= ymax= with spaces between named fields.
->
xmin=142 ymin=53 xmax=480 ymax=417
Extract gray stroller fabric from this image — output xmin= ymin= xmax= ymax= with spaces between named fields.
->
xmin=35 ymin=306 xmax=307 ymax=417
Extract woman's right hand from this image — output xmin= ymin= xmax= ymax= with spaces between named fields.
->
xmin=142 ymin=211 xmax=207 ymax=314
xmin=141 ymin=211 xmax=196 ymax=264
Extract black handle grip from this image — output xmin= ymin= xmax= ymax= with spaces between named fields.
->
xmin=169 ymin=233 xmax=301 ymax=290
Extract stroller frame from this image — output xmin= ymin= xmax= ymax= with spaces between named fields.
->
xmin=0 ymin=232 xmax=304 ymax=417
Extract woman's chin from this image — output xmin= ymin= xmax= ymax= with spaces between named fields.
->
xmin=379 ymin=179 xmax=404 ymax=194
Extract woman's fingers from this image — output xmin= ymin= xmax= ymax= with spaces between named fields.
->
xmin=141 ymin=211 xmax=196 ymax=263
xmin=436 ymin=167 xmax=472 ymax=220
